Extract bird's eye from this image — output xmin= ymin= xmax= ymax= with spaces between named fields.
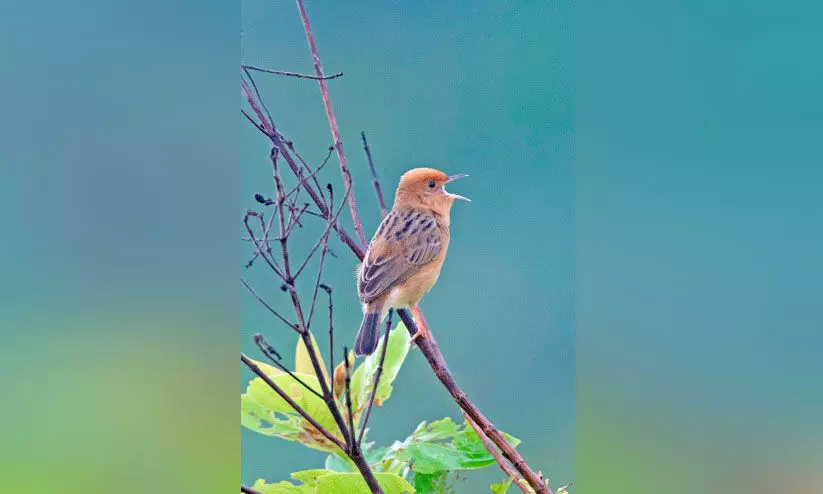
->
xmin=427 ymin=180 xmax=436 ymax=189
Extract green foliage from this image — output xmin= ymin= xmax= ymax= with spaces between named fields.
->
xmin=241 ymin=357 xmax=340 ymax=452
xmin=385 ymin=418 xmax=521 ymax=475
xmin=242 ymin=323 xmax=525 ymax=493
xmin=490 ymin=478 xmax=513 ymax=493
xmin=350 ymin=322 xmax=411 ymax=412
xmin=252 ymin=469 xmax=414 ymax=494
xmin=412 ymin=471 xmax=456 ymax=494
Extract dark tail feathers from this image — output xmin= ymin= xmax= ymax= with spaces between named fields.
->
xmin=355 ymin=313 xmax=380 ymax=356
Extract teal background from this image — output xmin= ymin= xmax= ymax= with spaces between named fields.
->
xmin=577 ymin=0 xmax=823 ymax=492
xmin=2 ymin=0 xmax=821 ymax=493
xmin=241 ymin=0 xmax=574 ymax=491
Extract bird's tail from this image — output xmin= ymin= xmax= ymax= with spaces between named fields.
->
xmin=355 ymin=312 xmax=381 ymax=356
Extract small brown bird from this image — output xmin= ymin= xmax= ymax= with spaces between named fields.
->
xmin=355 ymin=168 xmax=470 ymax=356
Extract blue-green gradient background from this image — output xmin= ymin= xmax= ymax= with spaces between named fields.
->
xmin=241 ymin=0 xmax=574 ymax=490
xmin=3 ymin=0 xmax=822 ymax=493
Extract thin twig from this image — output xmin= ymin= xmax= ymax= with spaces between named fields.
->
xmin=282 ymin=137 xmax=331 ymax=209
xmin=242 ymin=353 xmax=346 ymax=451
xmin=242 ymin=67 xmax=275 ymax=132
xmin=343 ymin=346 xmax=357 ymax=453
xmin=361 ymin=131 xmax=387 ymax=218
xmin=319 ymin=283 xmax=334 ymax=388
xmin=244 ymin=211 xmax=284 ymax=277
xmin=295 ymin=0 xmax=368 ymax=249
xmin=253 ymin=333 xmax=324 ymax=400
xmin=292 ymin=185 xmax=351 ymax=280
xmin=241 ymin=278 xmax=297 ymax=331
xmin=243 ymin=64 xmax=344 ymax=80
xmin=464 ymin=412 xmax=530 ymax=493
xmin=358 ymin=309 xmax=393 ymax=445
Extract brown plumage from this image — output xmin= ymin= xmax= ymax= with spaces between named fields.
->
xmin=354 ymin=168 xmax=470 ymax=356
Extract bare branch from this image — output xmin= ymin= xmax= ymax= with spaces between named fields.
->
xmin=243 ymin=64 xmax=344 ymax=80
xmin=343 ymin=346 xmax=356 ymax=453
xmin=361 ymin=131 xmax=388 ymax=218
xmin=295 ymin=0 xmax=368 ymax=249
xmin=242 ymin=353 xmax=346 ymax=451
xmin=242 ymin=67 xmax=275 ymax=132
xmin=464 ymin=412 xmax=531 ymax=494
xmin=395 ymin=309 xmax=551 ymax=493
xmin=319 ymin=283 xmax=334 ymax=388
xmin=241 ymin=278 xmax=298 ymax=332
xmin=358 ymin=309 xmax=393 ymax=445
xmin=292 ymin=182 xmax=352 ymax=279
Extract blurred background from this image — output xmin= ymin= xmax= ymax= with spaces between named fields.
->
xmin=241 ymin=0 xmax=574 ymax=490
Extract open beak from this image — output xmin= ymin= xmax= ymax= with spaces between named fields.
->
xmin=445 ymin=174 xmax=471 ymax=202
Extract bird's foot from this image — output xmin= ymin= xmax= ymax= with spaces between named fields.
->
xmin=409 ymin=305 xmax=431 ymax=345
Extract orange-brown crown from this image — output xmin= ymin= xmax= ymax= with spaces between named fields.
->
xmin=398 ymin=168 xmax=450 ymax=188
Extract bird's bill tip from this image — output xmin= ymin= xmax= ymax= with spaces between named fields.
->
xmin=449 ymin=193 xmax=471 ymax=202
xmin=446 ymin=173 xmax=469 ymax=183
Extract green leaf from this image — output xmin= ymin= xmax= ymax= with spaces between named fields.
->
xmin=250 ymin=478 xmax=312 ymax=494
xmin=295 ymin=333 xmax=329 ymax=384
xmin=242 ymin=371 xmax=341 ymax=451
xmin=385 ymin=417 xmax=522 ymax=474
xmin=315 ymin=472 xmax=415 ymax=494
xmin=240 ymin=394 xmax=306 ymax=441
xmin=413 ymin=471 xmax=449 ymax=493
xmin=325 ymin=453 xmax=356 ymax=472
xmin=350 ymin=322 xmax=411 ymax=413
xmin=490 ymin=478 xmax=513 ymax=494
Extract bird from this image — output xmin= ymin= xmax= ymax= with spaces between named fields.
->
xmin=354 ymin=168 xmax=470 ymax=356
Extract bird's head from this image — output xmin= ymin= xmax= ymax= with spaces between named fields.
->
xmin=395 ymin=168 xmax=470 ymax=213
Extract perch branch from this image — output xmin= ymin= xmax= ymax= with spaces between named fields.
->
xmin=241 ymin=485 xmax=264 ymax=494
xmin=396 ymin=310 xmax=552 ymax=494
xmin=464 ymin=412 xmax=531 ymax=493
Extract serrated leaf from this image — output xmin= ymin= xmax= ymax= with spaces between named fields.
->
xmin=490 ymin=478 xmax=513 ymax=494
xmin=295 ymin=333 xmax=329 ymax=384
xmin=350 ymin=322 xmax=411 ymax=413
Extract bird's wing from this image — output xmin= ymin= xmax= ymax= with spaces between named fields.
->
xmin=357 ymin=209 xmax=442 ymax=303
